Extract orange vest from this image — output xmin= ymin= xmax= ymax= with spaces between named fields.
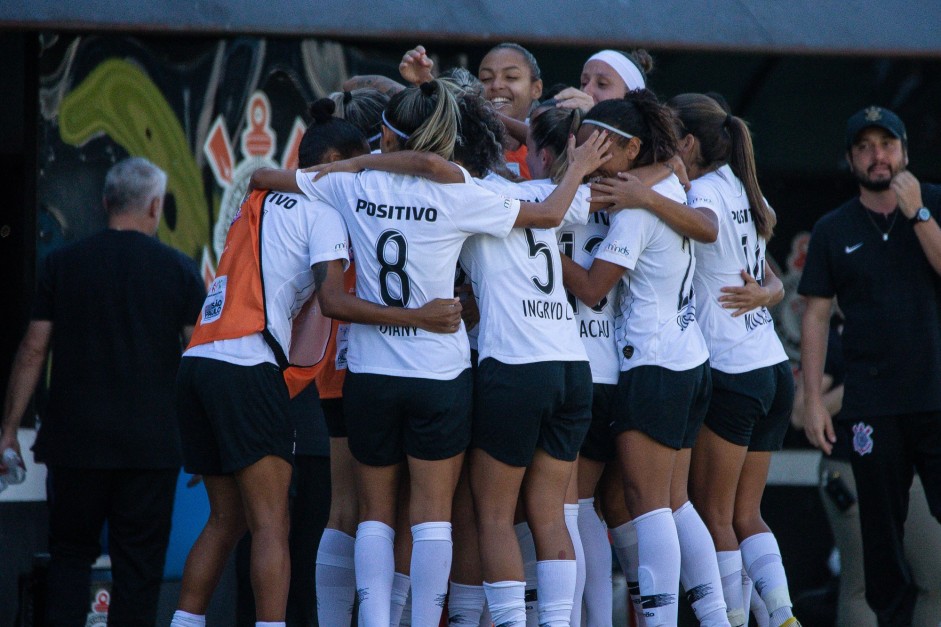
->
xmin=504 ymin=143 xmax=531 ymax=180
xmin=313 ymin=258 xmax=356 ymax=399
xmin=188 ymin=190 xmax=335 ymax=398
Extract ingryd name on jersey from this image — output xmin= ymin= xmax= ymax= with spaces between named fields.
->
xmin=378 ymin=325 xmax=420 ymax=336
xmin=355 ymin=198 xmax=438 ymax=222
xmin=579 ymin=319 xmax=610 ymax=338
xmin=522 ymin=299 xmax=573 ymax=320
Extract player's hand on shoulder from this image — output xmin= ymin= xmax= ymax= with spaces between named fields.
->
xmin=891 ymin=171 xmax=923 ymax=218
xmin=414 ymin=298 xmax=463 ymax=333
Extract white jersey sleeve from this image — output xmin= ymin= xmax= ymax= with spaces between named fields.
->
xmin=307 ymin=204 xmax=350 ymax=275
xmin=594 ymin=207 xmax=654 ymax=271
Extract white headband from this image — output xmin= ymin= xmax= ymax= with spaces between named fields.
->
xmin=582 ymin=119 xmax=636 ymax=140
xmin=587 ymin=50 xmax=646 ymax=91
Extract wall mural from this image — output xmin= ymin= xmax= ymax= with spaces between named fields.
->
xmin=38 ymin=33 xmax=348 ymax=284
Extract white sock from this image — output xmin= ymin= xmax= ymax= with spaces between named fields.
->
xmin=578 ymin=499 xmax=613 ymax=627
xmin=673 ymin=502 xmax=728 ymax=627
xmin=740 ymin=532 xmax=793 ymax=622
xmin=449 ymin=582 xmax=486 ymax=625
xmin=742 ymin=570 xmax=755 ymax=624
xmin=751 ymin=585 xmax=769 ymax=627
xmin=484 ymin=580 xmax=527 ymax=627
xmin=536 ymin=560 xmax=577 ymax=627
xmin=170 ymin=610 xmax=205 ymax=627
xmin=316 ymin=528 xmax=356 ymax=627
xmin=355 ymin=520 xmax=395 ymax=627
xmin=609 ymin=520 xmax=644 ymax=624
xmin=389 ymin=572 xmax=410 ymax=627
xmin=514 ymin=521 xmax=539 ymax=626
xmin=633 ymin=508 xmax=680 ymax=627
xmin=717 ymin=551 xmax=746 ymax=627
xmin=410 ymin=521 xmax=452 ymax=626
xmin=564 ymin=504 xmax=586 ymax=627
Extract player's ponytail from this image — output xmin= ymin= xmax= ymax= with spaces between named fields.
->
xmin=298 ymin=98 xmax=369 ymax=168
xmin=669 ymin=93 xmax=774 ymax=239
xmin=384 ymin=79 xmax=459 ymax=160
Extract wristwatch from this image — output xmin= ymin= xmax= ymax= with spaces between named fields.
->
xmin=911 ymin=206 xmax=932 ymax=224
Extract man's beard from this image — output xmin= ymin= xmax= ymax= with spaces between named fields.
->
xmin=853 ymin=164 xmax=894 ymax=192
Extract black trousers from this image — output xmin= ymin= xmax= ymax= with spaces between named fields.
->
xmin=43 ymin=466 xmax=178 ymax=627
xmin=841 ymin=412 xmax=941 ymax=627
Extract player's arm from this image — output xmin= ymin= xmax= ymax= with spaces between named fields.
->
xmin=250 ymin=168 xmax=302 ymax=193
xmin=800 ymin=296 xmax=836 ymax=454
xmin=304 ymin=151 xmax=465 ymax=184
xmin=589 ymin=173 xmax=718 ymax=243
xmin=497 ymin=111 xmax=530 ymax=146
xmin=0 ymin=321 xmax=52 ymax=465
xmin=515 ymin=131 xmax=611 ymax=229
xmin=560 ymin=255 xmax=623 ymax=309
xmin=315 ymin=260 xmax=462 ymax=333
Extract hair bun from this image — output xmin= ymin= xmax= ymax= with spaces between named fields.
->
xmin=419 ymin=81 xmax=437 ymax=97
xmin=308 ymin=98 xmax=337 ymax=124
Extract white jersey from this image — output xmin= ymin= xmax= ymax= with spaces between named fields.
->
xmin=296 ymin=168 xmax=520 ymax=379
xmin=688 ymin=165 xmax=787 ymax=373
xmin=594 ymin=175 xmax=709 ymax=372
xmin=542 ymin=176 xmax=620 ymax=384
xmin=185 ymin=192 xmax=350 ymax=366
xmin=459 ymin=174 xmax=588 ymax=364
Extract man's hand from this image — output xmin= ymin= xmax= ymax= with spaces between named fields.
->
xmin=412 ymin=298 xmax=463 ymax=333
xmin=891 ymin=171 xmax=924 ymax=219
xmin=0 ymin=431 xmax=21 ymax=473
xmin=804 ymin=394 xmax=836 ymax=455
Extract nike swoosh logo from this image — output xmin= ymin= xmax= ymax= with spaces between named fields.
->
xmin=845 ymin=242 xmax=863 ymax=254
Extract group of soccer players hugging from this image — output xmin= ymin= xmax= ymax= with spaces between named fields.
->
xmin=172 ymin=41 xmax=801 ymax=627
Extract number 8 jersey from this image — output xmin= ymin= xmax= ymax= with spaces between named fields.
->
xmin=296 ymin=168 xmax=520 ymax=380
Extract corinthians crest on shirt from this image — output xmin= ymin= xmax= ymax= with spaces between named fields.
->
xmin=202 ymin=91 xmax=307 ymax=280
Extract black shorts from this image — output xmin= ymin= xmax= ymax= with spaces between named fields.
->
xmin=176 ymin=357 xmax=294 ymax=475
xmin=611 ymin=363 xmax=711 ymax=450
xmin=472 ymin=358 xmax=592 ymax=467
xmin=580 ymin=383 xmax=619 ymax=462
xmin=321 ymin=397 xmax=346 ymax=438
xmin=704 ymin=361 xmax=794 ymax=451
xmin=342 ymin=369 xmax=472 ymax=466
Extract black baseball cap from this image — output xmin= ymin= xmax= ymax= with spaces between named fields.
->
xmin=845 ymin=106 xmax=907 ymax=149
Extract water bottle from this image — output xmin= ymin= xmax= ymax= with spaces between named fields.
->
xmin=2 ymin=448 xmax=26 ymax=484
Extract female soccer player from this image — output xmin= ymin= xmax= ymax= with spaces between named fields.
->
xmin=669 ymin=93 xmax=799 ymax=627
xmin=560 ymin=91 xmax=729 ymax=627
xmin=554 ymin=49 xmax=654 ymax=113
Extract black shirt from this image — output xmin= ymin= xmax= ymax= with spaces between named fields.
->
xmin=31 ymin=229 xmax=206 ymax=469
xmin=798 ymin=183 xmax=941 ymax=419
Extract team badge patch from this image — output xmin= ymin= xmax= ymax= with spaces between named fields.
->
xmin=852 ymin=422 xmax=874 ymax=456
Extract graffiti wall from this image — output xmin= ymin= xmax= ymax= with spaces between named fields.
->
xmin=37 ymin=33 xmax=350 ymax=281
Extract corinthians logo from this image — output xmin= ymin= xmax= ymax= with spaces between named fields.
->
xmin=864 ymin=106 xmax=883 ymax=122
xmin=202 ymin=91 xmax=307 ymax=273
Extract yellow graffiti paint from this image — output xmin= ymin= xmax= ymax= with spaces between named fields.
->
xmin=59 ymin=58 xmax=208 ymax=259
